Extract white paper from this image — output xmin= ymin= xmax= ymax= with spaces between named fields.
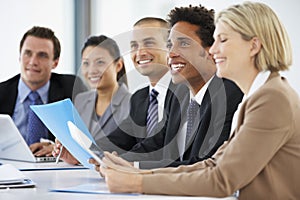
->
xmin=0 ymin=164 xmax=25 ymax=183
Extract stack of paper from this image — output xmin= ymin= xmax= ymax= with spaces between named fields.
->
xmin=0 ymin=164 xmax=35 ymax=189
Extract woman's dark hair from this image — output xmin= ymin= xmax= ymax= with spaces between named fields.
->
xmin=81 ymin=35 xmax=127 ymax=86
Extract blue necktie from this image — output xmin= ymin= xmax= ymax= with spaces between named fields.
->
xmin=146 ymin=89 xmax=159 ymax=137
xmin=185 ymin=99 xmax=199 ymax=146
xmin=26 ymin=91 xmax=47 ymax=145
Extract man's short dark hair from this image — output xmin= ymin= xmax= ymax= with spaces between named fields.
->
xmin=19 ymin=26 xmax=61 ymax=60
xmin=167 ymin=5 xmax=215 ymax=48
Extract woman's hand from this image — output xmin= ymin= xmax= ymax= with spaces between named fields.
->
xmin=104 ymin=151 xmax=134 ymax=168
xmin=101 ymin=166 xmax=143 ymax=194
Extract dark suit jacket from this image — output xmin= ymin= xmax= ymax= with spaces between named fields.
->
xmin=96 ymin=81 xmax=189 ymax=159
xmin=0 ymin=73 xmax=87 ymax=141
xmin=139 ymin=76 xmax=243 ymax=169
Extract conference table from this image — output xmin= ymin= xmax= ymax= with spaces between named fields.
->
xmin=0 ymin=160 xmax=237 ymax=200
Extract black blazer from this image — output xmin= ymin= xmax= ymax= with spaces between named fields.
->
xmin=97 ymin=81 xmax=189 ymax=159
xmin=0 ymin=73 xmax=87 ymax=140
xmin=139 ymin=76 xmax=243 ymax=169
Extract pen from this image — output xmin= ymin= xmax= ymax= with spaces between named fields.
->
xmin=55 ymin=145 xmax=63 ymax=164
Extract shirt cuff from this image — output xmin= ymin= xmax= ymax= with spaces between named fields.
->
xmin=133 ymin=161 xmax=140 ymax=169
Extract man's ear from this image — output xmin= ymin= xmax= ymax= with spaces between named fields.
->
xmin=250 ymin=37 xmax=261 ymax=57
xmin=52 ymin=58 xmax=59 ymax=69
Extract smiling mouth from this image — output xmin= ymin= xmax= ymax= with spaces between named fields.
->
xmin=214 ymin=58 xmax=225 ymax=65
xmin=88 ymin=76 xmax=101 ymax=82
xmin=171 ymin=63 xmax=185 ymax=71
xmin=137 ymin=59 xmax=152 ymax=65
xmin=26 ymin=68 xmax=40 ymax=73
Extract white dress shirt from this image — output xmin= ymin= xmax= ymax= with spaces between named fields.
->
xmin=230 ymin=71 xmax=271 ymax=136
xmin=177 ymin=76 xmax=213 ymax=160
xmin=148 ymin=72 xmax=172 ymax=122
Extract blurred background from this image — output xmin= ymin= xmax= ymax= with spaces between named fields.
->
xmin=1 ymin=0 xmax=299 ymax=93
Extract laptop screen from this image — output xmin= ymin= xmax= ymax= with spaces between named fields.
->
xmin=0 ymin=114 xmax=55 ymax=163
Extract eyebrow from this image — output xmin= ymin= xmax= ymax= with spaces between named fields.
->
xmin=215 ymin=33 xmax=228 ymax=38
xmin=168 ymin=36 xmax=192 ymax=42
xmin=177 ymin=37 xmax=192 ymax=41
xmin=131 ymin=37 xmax=156 ymax=43
xmin=23 ymin=49 xmax=49 ymax=56
xmin=82 ymin=56 xmax=105 ymax=60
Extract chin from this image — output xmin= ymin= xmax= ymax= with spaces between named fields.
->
xmin=171 ymin=75 xmax=184 ymax=85
xmin=216 ymin=70 xmax=225 ymax=78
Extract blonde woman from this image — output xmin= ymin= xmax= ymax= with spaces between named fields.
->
xmin=100 ymin=2 xmax=300 ymax=199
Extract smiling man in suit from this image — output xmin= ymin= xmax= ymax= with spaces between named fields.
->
xmin=0 ymin=26 xmax=87 ymax=157
xmin=164 ymin=5 xmax=243 ymax=167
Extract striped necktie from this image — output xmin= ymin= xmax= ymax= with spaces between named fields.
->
xmin=146 ymin=89 xmax=159 ymax=137
xmin=26 ymin=91 xmax=47 ymax=145
xmin=185 ymin=99 xmax=199 ymax=146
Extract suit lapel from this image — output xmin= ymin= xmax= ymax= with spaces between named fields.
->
xmin=0 ymin=75 xmax=19 ymax=115
xmin=80 ymin=93 xmax=98 ymax=136
xmin=134 ymin=87 xmax=149 ymax=125
xmin=48 ymin=74 xmax=64 ymax=103
xmin=184 ymin=76 xmax=221 ymax=154
xmin=97 ymin=85 xmax=127 ymax=131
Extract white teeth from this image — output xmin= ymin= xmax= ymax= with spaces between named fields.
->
xmin=214 ymin=58 xmax=225 ymax=64
xmin=171 ymin=64 xmax=185 ymax=71
xmin=89 ymin=77 xmax=101 ymax=82
xmin=138 ymin=59 xmax=151 ymax=64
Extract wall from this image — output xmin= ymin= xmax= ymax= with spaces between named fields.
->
xmin=91 ymin=0 xmax=300 ymax=94
xmin=0 ymin=0 xmax=299 ymax=94
xmin=0 ymin=0 xmax=74 ymax=82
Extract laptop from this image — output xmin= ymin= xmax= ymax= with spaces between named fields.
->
xmin=0 ymin=114 xmax=56 ymax=162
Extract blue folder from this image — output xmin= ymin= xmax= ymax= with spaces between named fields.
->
xmin=30 ymin=99 xmax=96 ymax=169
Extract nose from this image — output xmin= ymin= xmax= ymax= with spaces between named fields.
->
xmin=89 ymin=63 xmax=103 ymax=74
xmin=209 ymin=41 xmax=218 ymax=55
xmin=168 ymin=50 xmax=179 ymax=58
xmin=168 ymin=45 xmax=180 ymax=58
xmin=28 ymin=54 xmax=38 ymax=66
xmin=135 ymin=47 xmax=147 ymax=57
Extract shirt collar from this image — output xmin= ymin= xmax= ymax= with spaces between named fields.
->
xmin=149 ymin=71 xmax=171 ymax=97
xmin=18 ymin=78 xmax=50 ymax=104
xmin=245 ymin=71 xmax=271 ymax=99
xmin=191 ymin=75 xmax=214 ymax=106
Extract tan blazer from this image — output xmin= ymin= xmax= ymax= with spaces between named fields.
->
xmin=142 ymin=72 xmax=300 ymax=200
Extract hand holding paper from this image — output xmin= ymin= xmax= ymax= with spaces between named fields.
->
xmin=67 ymin=121 xmax=105 ymax=167
xmin=30 ymin=99 xmax=98 ymax=169
xmin=102 ymin=152 xmax=152 ymax=174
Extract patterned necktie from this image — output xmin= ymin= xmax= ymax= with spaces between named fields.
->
xmin=146 ymin=89 xmax=159 ymax=137
xmin=26 ymin=91 xmax=47 ymax=145
xmin=185 ymin=99 xmax=199 ymax=146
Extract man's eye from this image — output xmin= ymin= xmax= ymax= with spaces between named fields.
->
xmin=82 ymin=61 xmax=89 ymax=66
xmin=130 ymin=43 xmax=138 ymax=50
xmin=38 ymin=52 xmax=49 ymax=58
xmin=166 ymin=42 xmax=172 ymax=49
xmin=180 ymin=41 xmax=189 ymax=47
xmin=24 ymin=51 xmax=32 ymax=57
xmin=144 ymin=41 xmax=155 ymax=47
